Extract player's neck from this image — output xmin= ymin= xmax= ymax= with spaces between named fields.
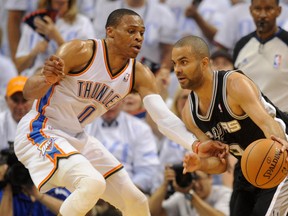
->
xmin=104 ymin=39 xmax=130 ymax=75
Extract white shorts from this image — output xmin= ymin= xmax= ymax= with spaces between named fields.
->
xmin=14 ymin=110 xmax=122 ymax=192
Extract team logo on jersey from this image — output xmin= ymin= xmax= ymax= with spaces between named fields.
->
xmin=273 ymin=54 xmax=282 ymax=69
xmin=123 ymin=73 xmax=130 ymax=82
xmin=37 ymin=137 xmax=56 ymax=158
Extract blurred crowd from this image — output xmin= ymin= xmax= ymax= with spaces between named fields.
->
xmin=1 ymin=0 xmax=288 ymax=215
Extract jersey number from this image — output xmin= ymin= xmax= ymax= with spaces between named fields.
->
xmin=78 ymin=106 xmax=96 ymax=123
xmin=229 ymin=144 xmax=244 ymax=157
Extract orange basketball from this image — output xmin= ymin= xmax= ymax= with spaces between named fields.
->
xmin=241 ymin=138 xmax=288 ymax=189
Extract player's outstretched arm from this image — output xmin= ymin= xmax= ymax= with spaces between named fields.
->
xmin=23 ymin=39 xmax=93 ymax=100
xmin=134 ymin=62 xmax=198 ymax=150
xmin=134 ymin=62 xmax=227 ymax=157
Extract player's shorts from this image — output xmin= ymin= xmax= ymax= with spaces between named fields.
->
xmin=14 ymin=110 xmax=122 ymax=192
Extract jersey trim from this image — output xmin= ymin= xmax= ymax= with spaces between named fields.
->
xmin=38 ymin=152 xmax=80 ymax=191
xmin=103 ymin=164 xmax=124 ymax=179
xmin=193 ymin=72 xmax=218 ymax=121
xmin=102 ymin=39 xmax=131 ymax=79
xmin=36 ymin=85 xmax=56 ymax=115
xmin=222 ymin=71 xmax=248 ymax=120
xmin=27 ymin=113 xmax=80 ymax=191
xmin=68 ymin=39 xmax=97 ymax=76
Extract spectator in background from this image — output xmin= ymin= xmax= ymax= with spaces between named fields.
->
xmin=0 ymin=0 xmax=10 ymax=57
xmin=162 ymin=0 xmax=230 ymax=50
xmin=6 ymin=0 xmax=38 ymax=63
xmin=122 ymin=92 xmax=147 ymax=119
xmin=0 ymin=76 xmax=70 ymax=216
xmin=233 ymin=0 xmax=288 ymax=113
xmin=0 ymin=27 xmax=18 ymax=112
xmin=0 ymin=76 xmax=32 ymax=150
xmin=149 ymin=169 xmax=232 ymax=216
xmin=214 ymin=0 xmax=288 ymax=53
xmin=210 ymin=50 xmax=234 ymax=71
xmin=14 ymin=0 xmax=95 ymax=77
xmin=93 ymin=0 xmax=177 ymax=78
xmin=5 ymin=0 xmax=94 ymax=64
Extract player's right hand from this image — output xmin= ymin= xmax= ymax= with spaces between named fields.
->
xmin=271 ymin=135 xmax=288 ymax=156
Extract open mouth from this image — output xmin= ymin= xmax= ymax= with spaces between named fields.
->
xmin=132 ymin=45 xmax=141 ymax=52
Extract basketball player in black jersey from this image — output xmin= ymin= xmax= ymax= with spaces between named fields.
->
xmin=172 ymin=35 xmax=288 ymax=216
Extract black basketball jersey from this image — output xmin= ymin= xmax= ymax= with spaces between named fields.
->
xmin=188 ymin=70 xmax=286 ymax=159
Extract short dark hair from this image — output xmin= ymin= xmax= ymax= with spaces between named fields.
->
xmin=105 ymin=8 xmax=141 ymax=29
xmin=251 ymin=0 xmax=279 ymax=5
xmin=174 ymin=35 xmax=210 ymax=59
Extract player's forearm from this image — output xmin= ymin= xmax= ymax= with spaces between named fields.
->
xmin=199 ymin=157 xmax=227 ymax=174
xmin=262 ymin=119 xmax=286 ymax=141
xmin=23 ymin=73 xmax=52 ymax=100
xmin=143 ymin=94 xmax=196 ymax=150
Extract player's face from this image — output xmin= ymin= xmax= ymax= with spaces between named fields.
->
xmin=108 ymin=15 xmax=145 ymax=58
xmin=250 ymin=0 xmax=281 ymax=38
xmin=172 ymin=46 xmax=204 ymax=90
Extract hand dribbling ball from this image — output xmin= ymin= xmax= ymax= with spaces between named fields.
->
xmin=241 ymin=138 xmax=288 ymax=189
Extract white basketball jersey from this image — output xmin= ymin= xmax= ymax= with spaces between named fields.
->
xmin=32 ymin=39 xmax=135 ymax=135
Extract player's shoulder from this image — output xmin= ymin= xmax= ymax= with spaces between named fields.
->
xmin=57 ymin=39 xmax=94 ymax=63
xmin=60 ymin=39 xmax=93 ymax=52
xmin=135 ymin=61 xmax=154 ymax=77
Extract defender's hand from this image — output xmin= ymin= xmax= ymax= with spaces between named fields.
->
xmin=194 ymin=140 xmax=229 ymax=158
xmin=183 ymin=153 xmax=201 ymax=174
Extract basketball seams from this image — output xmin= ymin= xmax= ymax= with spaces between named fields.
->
xmin=241 ymin=139 xmax=288 ymax=189
xmin=255 ymin=141 xmax=283 ymax=187
xmin=244 ymin=139 xmax=263 ymax=183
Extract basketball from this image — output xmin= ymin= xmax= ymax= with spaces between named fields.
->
xmin=241 ymin=138 xmax=288 ymax=189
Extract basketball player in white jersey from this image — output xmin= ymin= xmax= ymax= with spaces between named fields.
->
xmin=14 ymin=9 xmax=227 ymax=216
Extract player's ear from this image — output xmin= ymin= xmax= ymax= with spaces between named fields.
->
xmin=106 ymin=26 xmax=115 ymax=38
xmin=200 ymin=57 xmax=209 ymax=70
